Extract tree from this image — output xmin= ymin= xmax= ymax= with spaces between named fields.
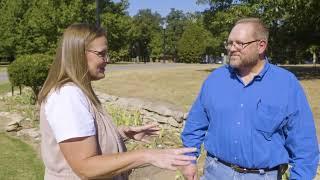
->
xmin=0 ymin=0 xmax=98 ymax=58
xmin=197 ymin=0 xmax=320 ymax=64
xmin=201 ymin=3 xmax=257 ymax=57
xmin=177 ymin=22 xmax=215 ymax=63
xmin=0 ymin=0 xmax=133 ymax=62
xmin=262 ymin=0 xmax=319 ymax=64
xmin=101 ymin=13 xmax=132 ymax=62
xmin=8 ymin=54 xmax=52 ymax=101
xmin=131 ymin=9 xmax=162 ymax=62
xmin=16 ymin=0 xmax=97 ymax=56
xmin=165 ymin=9 xmax=187 ymax=62
xmin=149 ymin=32 xmax=163 ymax=61
xmin=0 ymin=0 xmax=32 ymax=59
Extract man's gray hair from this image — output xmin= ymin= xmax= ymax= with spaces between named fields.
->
xmin=235 ymin=17 xmax=269 ymax=43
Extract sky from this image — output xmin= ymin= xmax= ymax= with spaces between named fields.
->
xmin=114 ymin=0 xmax=210 ymax=17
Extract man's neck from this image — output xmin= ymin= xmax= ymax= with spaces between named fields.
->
xmin=238 ymin=59 xmax=265 ymax=85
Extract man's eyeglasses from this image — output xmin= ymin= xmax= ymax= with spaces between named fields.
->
xmin=224 ymin=40 xmax=260 ymax=50
xmin=87 ymin=49 xmax=109 ymax=62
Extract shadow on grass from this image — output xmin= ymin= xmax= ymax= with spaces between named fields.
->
xmin=280 ymin=65 xmax=320 ymax=80
xmin=199 ymin=68 xmax=217 ymax=73
xmin=200 ymin=65 xmax=320 ymax=80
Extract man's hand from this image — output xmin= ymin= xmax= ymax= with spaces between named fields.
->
xmin=179 ymin=163 xmax=198 ymax=180
xmin=118 ymin=123 xmax=160 ymax=142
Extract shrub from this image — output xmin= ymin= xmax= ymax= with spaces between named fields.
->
xmin=177 ymin=23 xmax=215 ymax=63
xmin=7 ymin=54 xmax=52 ymax=98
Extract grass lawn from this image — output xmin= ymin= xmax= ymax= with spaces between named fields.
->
xmin=0 ymin=133 xmax=44 ymax=179
xmin=0 ymin=82 xmax=44 ymax=179
xmin=94 ymin=63 xmax=320 ymax=141
xmin=94 ymin=64 xmax=217 ymax=111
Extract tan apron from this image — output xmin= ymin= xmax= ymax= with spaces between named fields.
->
xmin=40 ymin=91 xmax=128 ymax=180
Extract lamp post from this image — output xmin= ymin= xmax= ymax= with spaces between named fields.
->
xmin=95 ymin=0 xmax=100 ymax=27
xmin=162 ymin=22 xmax=167 ymax=63
xmin=173 ymin=26 xmax=177 ymax=62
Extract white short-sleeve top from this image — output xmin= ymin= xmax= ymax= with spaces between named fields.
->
xmin=44 ymin=85 xmax=96 ymax=143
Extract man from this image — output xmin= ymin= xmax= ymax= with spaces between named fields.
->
xmin=180 ymin=18 xmax=319 ymax=179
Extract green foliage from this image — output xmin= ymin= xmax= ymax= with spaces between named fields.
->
xmin=0 ymin=0 xmax=125 ymax=58
xmin=107 ymin=103 xmax=184 ymax=152
xmin=15 ymin=0 xmax=97 ymax=55
xmin=149 ymin=32 xmax=163 ymax=60
xmin=198 ymin=0 xmax=320 ymax=64
xmin=131 ymin=9 xmax=163 ymax=62
xmin=1 ymin=88 xmax=39 ymax=125
xmin=7 ymin=54 xmax=52 ymax=98
xmin=0 ymin=0 xmax=31 ymax=57
xmin=1 ymin=0 xmax=319 ymax=64
xmin=177 ymin=22 xmax=215 ymax=63
xmin=165 ymin=9 xmax=188 ymax=61
xmin=101 ymin=12 xmax=133 ymax=62
xmin=106 ymin=105 xmax=142 ymax=126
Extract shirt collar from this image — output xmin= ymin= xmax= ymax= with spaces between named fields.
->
xmin=227 ymin=56 xmax=270 ymax=80
xmin=255 ymin=57 xmax=270 ymax=80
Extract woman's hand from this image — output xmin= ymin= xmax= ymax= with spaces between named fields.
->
xmin=118 ymin=123 xmax=160 ymax=142
xmin=145 ymin=147 xmax=197 ymax=171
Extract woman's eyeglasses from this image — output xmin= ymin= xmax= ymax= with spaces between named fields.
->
xmin=87 ymin=49 xmax=109 ymax=62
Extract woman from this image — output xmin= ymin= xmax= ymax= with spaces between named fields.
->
xmin=37 ymin=23 xmax=196 ymax=180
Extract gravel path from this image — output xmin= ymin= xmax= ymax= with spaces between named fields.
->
xmin=0 ymin=72 xmax=8 ymax=83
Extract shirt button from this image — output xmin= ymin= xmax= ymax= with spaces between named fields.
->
xmin=234 ymin=140 xmax=238 ymax=144
xmin=237 ymin=122 xmax=240 ymax=125
xmin=234 ymin=157 xmax=237 ymax=160
xmin=240 ymin=104 xmax=243 ymax=107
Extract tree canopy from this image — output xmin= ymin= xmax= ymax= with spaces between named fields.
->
xmin=198 ymin=0 xmax=320 ymax=64
xmin=0 ymin=0 xmax=319 ymax=64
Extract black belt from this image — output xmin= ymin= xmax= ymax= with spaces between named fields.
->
xmin=207 ymin=153 xmax=279 ymax=174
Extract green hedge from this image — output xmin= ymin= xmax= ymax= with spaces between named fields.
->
xmin=7 ymin=54 xmax=52 ymax=97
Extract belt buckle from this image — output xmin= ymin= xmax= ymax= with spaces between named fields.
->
xmin=231 ymin=164 xmax=247 ymax=173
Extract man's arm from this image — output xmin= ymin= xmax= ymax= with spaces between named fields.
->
xmin=284 ymin=79 xmax=319 ymax=179
xmin=181 ymin=80 xmax=210 ymax=158
xmin=180 ymin=80 xmax=210 ymax=179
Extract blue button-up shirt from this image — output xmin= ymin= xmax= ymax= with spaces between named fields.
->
xmin=181 ymin=59 xmax=319 ymax=179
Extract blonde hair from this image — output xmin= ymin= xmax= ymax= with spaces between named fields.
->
xmin=235 ymin=18 xmax=269 ymax=43
xmin=38 ymin=23 xmax=106 ymax=109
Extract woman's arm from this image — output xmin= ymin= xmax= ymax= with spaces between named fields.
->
xmin=59 ymin=135 xmax=196 ymax=179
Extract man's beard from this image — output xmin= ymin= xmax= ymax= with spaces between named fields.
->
xmin=229 ymin=53 xmax=259 ymax=69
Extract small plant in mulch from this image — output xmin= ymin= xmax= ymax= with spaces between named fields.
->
xmin=106 ymin=105 xmax=142 ymax=127
xmin=0 ymin=88 xmax=39 ymax=129
xmin=106 ymin=104 xmax=183 ymax=150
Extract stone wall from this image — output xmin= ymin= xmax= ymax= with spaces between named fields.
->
xmin=97 ymin=92 xmax=188 ymax=128
xmin=3 ymin=91 xmax=188 ymax=143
